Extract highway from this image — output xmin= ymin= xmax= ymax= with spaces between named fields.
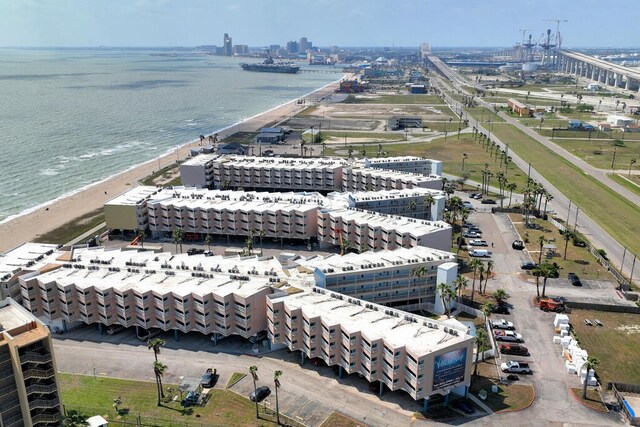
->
xmin=428 ymin=61 xmax=640 ymax=287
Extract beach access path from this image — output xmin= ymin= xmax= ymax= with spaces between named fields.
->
xmin=0 ymin=77 xmax=347 ymax=253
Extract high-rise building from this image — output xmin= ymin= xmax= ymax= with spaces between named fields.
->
xmin=233 ymin=45 xmax=249 ymax=55
xmin=0 ymin=298 xmax=62 ymax=427
xmin=286 ymin=41 xmax=299 ymax=54
xmin=223 ymin=33 xmax=233 ymax=56
xmin=299 ymin=37 xmax=308 ymax=52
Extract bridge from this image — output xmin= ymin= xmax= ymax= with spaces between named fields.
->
xmin=557 ymin=49 xmax=640 ymax=92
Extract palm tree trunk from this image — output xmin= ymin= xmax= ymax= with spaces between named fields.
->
xmin=470 ymin=274 xmax=476 ymax=306
xmin=252 ymin=378 xmax=259 ymax=419
xmin=508 ymin=190 xmax=513 ymax=207
xmin=275 ymin=386 xmax=280 ymax=425
xmin=474 ymin=342 xmax=480 ymax=375
xmin=542 ymin=278 xmax=548 ymax=298
xmin=158 ymin=375 xmax=165 ymax=398
xmin=156 ymin=375 xmax=162 ymax=406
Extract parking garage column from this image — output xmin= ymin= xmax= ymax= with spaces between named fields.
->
xmin=615 ymin=73 xmax=622 ymax=87
xmin=423 ymin=397 xmax=429 ymax=413
xmin=626 ymin=78 xmax=631 ymax=90
xmin=174 ymin=329 xmax=179 ymax=341
xmin=591 ymin=66 xmax=597 ymax=80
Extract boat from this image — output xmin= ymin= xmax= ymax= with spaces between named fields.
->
xmin=240 ymin=57 xmax=300 ymax=74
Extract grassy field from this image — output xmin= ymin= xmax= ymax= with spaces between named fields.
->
xmin=568 ymin=310 xmax=640 ymax=385
xmin=423 ymin=121 xmax=469 ymax=133
xmin=486 ymin=124 xmax=640 ymax=254
xmin=321 ymin=131 xmax=405 ymax=141
xmin=59 ymin=373 xmax=293 ymax=427
xmin=469 ymin=361 xmax=535 ymax=413
xmin=510 ymin=215 xmax=616 ymax=281
xmin=343 ymin=94 xmax=444 ymax=105
xmin=34 ymin=208 xmax=105 ymax=245
xmin=570 ymin=388 xmax=608 ymax=412
xmin=539 ymin=128 xmax=640 ymax=142
xmin=550 ymin=138 xmax=640 ymax=170
xmin=325 ymin=134 xmax=529 ymax=190
xmin=466 ymin=107 xmax=505 ymax=123
xmin=609 ymin=174 xmax=640 ymax=196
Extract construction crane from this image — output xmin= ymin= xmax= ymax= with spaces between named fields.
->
xmin=543 ymin=19 xmax=568 ymax=49
xmin=519 ymin=29 xmax=534 ymax=62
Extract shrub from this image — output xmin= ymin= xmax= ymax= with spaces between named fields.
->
xmin=597 ymin=249 xmax=608 ymax=260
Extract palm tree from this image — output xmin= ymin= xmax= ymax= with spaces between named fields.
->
xmin=249 ymin=366 xmax=259 ymax=418
xmin=454 ymin=275 xmax=468 ymax=311
xmin=408 ymin=199 xmax=418 ymax=217
xmin=347 ymin=145 xmax=353 ymax=159
xmin=202 ymin=235 xmax=212 ymax=253
xmin=274 ymin=370 xmax=283 ymax=424
xmin=153 ymin=361 xmax=167 ymax=406
xmin=172 ymin=228 xmax=185 ymax=253
xmin=562 ymin=229 xmax=574 ymax=260
xmin=411 ymin=266 xmax=428 ymax=309
xmin=437 ymin=282 xmax=455 ymax=318
xmin=481 ymin=301 xmax=494 ymax=322
xmin=113 ymin=396 xmax=123 ymax=413
xmin=506 ymin=183 xmax=517 ymax=207
xmin=542 ymin=192 xmax=553 ymax=218
xmin=483 ymin=260 xmax=494 ymax=294
xmin=61 ymin=410 xmax=89 ymax=427
xmin=537 ymin=235 xmax=546 ymax=265
xmin=137 ymin=229 xmax=146 ymax=250
xmin=492 ymin=289 xmax=509 ymax=305
xmin=469 ymin=258 xmax=482 ymax=305
xmin=258 ymin=228 xmax=266 ymax=250
xmin=423 ymin=194 xmax=435 ymax=220
xmin=534 ymin=263 xmax=557 ymax=298
xmin=581 ymin=356 xmax=600 ymax=399
xmin=147 ymin=338 xmax=165 ymax=362
xmin=474 ymin=328 xmax=488 ymax=376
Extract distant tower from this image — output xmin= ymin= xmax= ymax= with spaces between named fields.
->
xmin=523 ymin=34 xmax=536 ymax=62
xmin=223 ymin=33 xmax=233 ymax=56
xmin=539 ymin=29 xmax=556 ymax=66
xmin=299 ymin=37 xmax=308 ymax=52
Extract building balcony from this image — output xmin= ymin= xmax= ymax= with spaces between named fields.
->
xmin=22 ymin=368 xmax=56 ymax=380
xmin=20 ymin=352 xmax=52 ymax=365
xmin=25 ymin=383 xmax=58 ymax=396
xmin=29 ymin=397 xmax=60 ymax=410
xmin=31 ymin=413 xmax=61 ymax=425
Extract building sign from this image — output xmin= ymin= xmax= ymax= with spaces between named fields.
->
xmin=433 ymin=348 xmax=467 ymax=390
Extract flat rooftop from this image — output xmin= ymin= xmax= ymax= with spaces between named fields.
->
xmin=346 ymin=187 xmax=444 ymax=202
xmin=365 ymin=156 xmax=437 ymax=164
xmin=1 ymin=242 xmax=59 ymax=280
xmin=271 ymin=288 xmax=472 ymax=355
xmin=0 ymin=297 xmax=40 ymax=333
xmin=321 ymin=207 xmax=450 ymax=236
xmin=299 ymin=246 xmax=456 ymax=275
xmin=349 ymin=167 xmax=441 ymax=182
xmin=183 ymin=154 xmax=348 ymax=171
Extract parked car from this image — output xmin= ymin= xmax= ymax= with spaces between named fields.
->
xmin=249 ymin=330 xmax=268 ymax=344
xmin=481 ymin=199 xmax=497 ymax=204
xmin=472 ymin=193 xmax=483 ymax=200
xmin=182 ymin=391 xmax=200 ymax=407
xmin=499 ymin=344 xmax=529 ymax=356
xmin=469 ymin=249 xmax=490 ymax=258
xmin=568 ymin=272 xmax=582 ymax=286
xmin=494 ymin=331 xmax=524 ymax=343
xmin=464 ymin=226 xmax=482 ymax=234
xmin=250 ymin=386 xmax=271 ymax=402
xmin=452 ymin=398 xmax=476 ymax=414
xmin=469 ymin=193 xmax=481 ymax=199
xmin=201 ymin=368 xmax=217 ymax=388
xmin=204 ymin=251 xmax=214 ymax=257
xmin=462 ymin=201 xmax=475 ymax=210
xmin=491 ymin=319 xmax=515 ymax=330
xmin=492 ymin=304 xmax=511 ymax=315
xmin=469 ymin=239 xmax=489 ymax=247
xmin=512 ymin=240 xmax=525 ymax=250
xmin=500 ymin=361 xmax=532 ymax=374
xmin=462 ymin=231 xmax=481 ymax=238
xmin=520 ymin=261 xmax=536 ymax=270
xmin=187 ymin=248 xmax=205 ymax=256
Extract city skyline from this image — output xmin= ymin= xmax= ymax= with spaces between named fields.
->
xmin=1 ymin=0 xmax=639 ymax=48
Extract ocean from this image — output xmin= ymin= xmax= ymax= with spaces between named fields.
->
xmin=0 ymin=49 xmax=340 ymax=223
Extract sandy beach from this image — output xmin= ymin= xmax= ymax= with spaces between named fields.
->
xmin=0 ymin=76 xmax=347 ymax=252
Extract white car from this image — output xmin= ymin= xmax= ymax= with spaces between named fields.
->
xmin=469 ymin=239 xmax=489 ymax=247
xmin=491 ymin=319 xmax=515 ymax=330
xmin=494 ymin=331 xmax=524 ymax=343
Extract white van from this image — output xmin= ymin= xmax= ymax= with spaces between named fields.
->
xmin=469 ymin=249 xmax=490 ymax=258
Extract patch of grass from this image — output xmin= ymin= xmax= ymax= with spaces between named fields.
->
xmin=609 ymin=173 xmax=640 ymax=197
xmin=224 ymin=132 xmax=259 ymax=145
xmin=226 ymin=372 xmax=247 ymax=389
xmin=320 ymin=412 xmax=365 ymax=427
xmin=568 ymin=310 xmax=640 ymax=385
xmin=511 ymin=217 xmax=616 ymax=281
xmin=295 ymin=105 xmax=319 ymax=117
xmin=570 ymin=388 xmax=608 ymax=412
xmin=469 ymin=362 xmax=535 ymax=413
xmin=59 ymin=373 xmax=287 ymax=427
xmin=343 ymin=94 xmax=444 ymax=104
xmin=321 ymin=131 xmax=404 ymax=141
xmin=547 ymin=137 xmax=640 ymax=170
xmin=34 ymin=208 xmax=105 ymax=245
xmin=466 ymin=107 xmax=506 ymax=123
xmin=487 ymin=123 xmax=640 ymax=254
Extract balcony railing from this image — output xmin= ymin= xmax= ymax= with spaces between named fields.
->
xmin=22 ymin=368 xmax=56 ymax=380
xmin=25 ymin=383 xmax=58 ymax=396
xmin=29 ymin=397 xmax=60 ymax=410
xmin=21 ymin=352 xmax=52 ymax=365
xmin=31 ymin=413 xmax=60 ymax=425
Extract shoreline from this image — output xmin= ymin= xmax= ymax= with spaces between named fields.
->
xmin=0 ymin=74 xmax=348 ymax=252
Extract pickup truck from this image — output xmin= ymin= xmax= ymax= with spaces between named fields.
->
xmin=500 ymin=361 xmax=532 ymax=374
xmin=494 ymin=330 xmax=524 ymax=343
xmin=491 ymin=319 xmax=515 ymax=330
xmin=469 ymin=239 xmax=489 ymax=247
xmin=201 ymin=368 xmax=217 ymax=388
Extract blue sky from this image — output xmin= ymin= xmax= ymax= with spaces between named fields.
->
xmin=0 ymin=0 xmax=637 ymax=48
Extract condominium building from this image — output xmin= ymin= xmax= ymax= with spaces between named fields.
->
xmin=342 ymin=168 xmax=442 ymax=192
xmin=104 ymin=187 xmax=323 ymax=241
xmin=18 ymin=247 xmax=284 ymax=340
xmin=316 ymin=208 xmax=452 ymax=252
xmin=1 ymin=243 xmax=59 ymax=301
xmin=0 ymin=298 xmax=62 ymax=427
xmin=298 ymin=247 xmax=456 ymax=307
xmin=364 ymin=156 xmax=442 ymax=176
xmin=343 ymin=188 xmax=445 ymax=221
xmin=266 ymin=287 xmax=474 ymax=401
xmin=180 ymin=155 xmax=346 ymax=191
